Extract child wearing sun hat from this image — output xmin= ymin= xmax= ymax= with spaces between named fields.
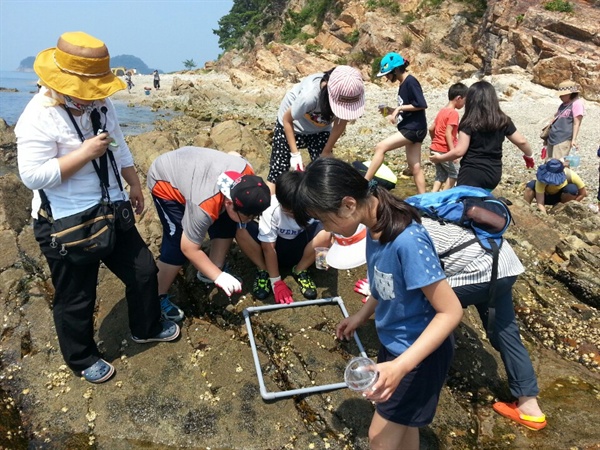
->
xmin=523 ymin=158 xmax=587 ymax=214
xmin=266 ymin=65 xmax=365 ymax=192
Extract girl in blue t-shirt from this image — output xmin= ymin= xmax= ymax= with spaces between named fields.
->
xmin=294 ymin=158 xmax=463 ymax=450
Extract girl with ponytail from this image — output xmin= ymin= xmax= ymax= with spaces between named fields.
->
xmin=294 ymin=158 xmax=462 ymax=450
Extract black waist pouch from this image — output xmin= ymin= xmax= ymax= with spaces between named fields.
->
xmin=48 ymin=202 xmax=117 ymax=265
xmin=115 ymin=200 xmax=135 ymax=232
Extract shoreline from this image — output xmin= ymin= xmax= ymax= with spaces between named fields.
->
xmin=113 ymin=70 xmax=600 ymax=204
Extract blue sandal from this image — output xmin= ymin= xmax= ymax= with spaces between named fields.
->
xmin=81 ymin=359 xmax=115 ymax=383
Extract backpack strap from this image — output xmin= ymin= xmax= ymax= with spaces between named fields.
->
xmin=438 ymin=237 xmax=478 ymax=260
xmin=485 ymin=238 xmax=501 ymax=339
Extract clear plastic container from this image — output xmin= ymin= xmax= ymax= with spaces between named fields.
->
xmin=314 ymin=247 xmax=329 ymax=270
xmin=344 ymin=357 xmax=379 ymax=392
xmin=566 ymin=146 xmax=580 ymax=168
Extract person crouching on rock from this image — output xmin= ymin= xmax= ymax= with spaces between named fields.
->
xmin=16 ymin=31 xmax=180 ymax=384
xmin=266 ymin=65 xmax=365 ymax=193
xmin=523 ymin=158 xmax=587 ymax=214
xmin=147 ymin=147 xmax=271 ymax=311
xmin=234 ymin=171 xmax=332 ymax=303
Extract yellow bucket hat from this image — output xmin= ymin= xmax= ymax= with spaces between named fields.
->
xmin=34 ymin=31 xmax=126 ymax=101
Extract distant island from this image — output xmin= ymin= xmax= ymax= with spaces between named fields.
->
xmin=16 ymin=55 xmax=162 ymax=74
xmin=16 ymin=57 xmax=35 ymax=72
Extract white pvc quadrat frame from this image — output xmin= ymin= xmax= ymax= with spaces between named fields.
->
xmin=243 ymin=296 xmax=368 ymax=400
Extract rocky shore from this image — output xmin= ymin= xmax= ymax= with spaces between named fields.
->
xmin=0 ymin=69 xmax=599 ymax=449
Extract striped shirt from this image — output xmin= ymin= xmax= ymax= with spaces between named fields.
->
xmin=421 ymin=218 xmax=524 ymax=287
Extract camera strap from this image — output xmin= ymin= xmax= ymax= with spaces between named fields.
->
xmin=65 ymin=106 xmax=126 ymax=200
xmin=63 ymin=106 xmax=111 ymax=201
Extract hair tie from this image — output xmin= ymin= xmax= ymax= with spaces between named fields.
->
xmin=368 ymin=179 xmax=378 ymax=194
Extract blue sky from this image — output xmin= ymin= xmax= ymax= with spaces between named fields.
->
xmin=0 ymin=0 xmax=234 ymax=73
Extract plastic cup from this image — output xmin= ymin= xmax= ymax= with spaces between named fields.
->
xmin=314 ymin=247 xmax=329 ymax=270
xmin=344 ymin=357 xmax=379 ymax=392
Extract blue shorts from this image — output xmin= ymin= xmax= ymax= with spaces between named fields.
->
xmin=152 ymin=195 xmax=238 ymax=266
xmin=245 ymin=220 xmax=322 ymax=268
xmin=525 ymin=180 xmax=578 ymax=205
xmin=375 ymin=335 xmax=455 ymax=427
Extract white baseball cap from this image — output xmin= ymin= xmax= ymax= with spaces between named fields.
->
xmin=326 ymin=224 xmax=367 ymax=270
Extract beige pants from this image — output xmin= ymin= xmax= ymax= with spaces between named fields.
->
xmin=546 ymin=140 xmax=571 ymax=162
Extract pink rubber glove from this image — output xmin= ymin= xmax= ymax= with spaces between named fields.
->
xmin=541 ymin=146 xmax=547 ymax=160
xmin=354 ymin=278 xmax=371 ymax=303
xmin=273 ymin=280 xmax=294 ymax=304
xmin=215 ymin=272 xmax=242 ymax=297
xmin=523 ymin=155 xmax=535 ymax=169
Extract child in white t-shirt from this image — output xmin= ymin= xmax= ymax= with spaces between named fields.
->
xmin=237 ymin=171 xmax=331 ymax=303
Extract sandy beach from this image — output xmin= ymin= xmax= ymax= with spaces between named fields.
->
xmin=111 ymin=73 xmax=198 ymax=104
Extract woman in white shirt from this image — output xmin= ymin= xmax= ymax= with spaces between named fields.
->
xmin=16 ymin=32 xmax=180 ymax=384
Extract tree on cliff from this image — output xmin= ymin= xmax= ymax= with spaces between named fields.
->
xmin=213 ymin=0 xmax=288 ymax=50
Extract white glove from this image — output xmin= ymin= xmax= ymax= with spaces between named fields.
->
xmin=215 ymin=272 xmax=242 ymax=297
xmin=290 ymin=152 xmax=304 ymax=171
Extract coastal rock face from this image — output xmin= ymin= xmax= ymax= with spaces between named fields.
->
xmin=0 ymin=118 xmax=17 ymax=166
xmin=480 ymin=0 xmax=600 ymax=100
xmin=215 ymin=0 xmax=600 ymax=98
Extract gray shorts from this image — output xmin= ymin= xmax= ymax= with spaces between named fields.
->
xmin=430 ymin=150 xmax=459 ymax=182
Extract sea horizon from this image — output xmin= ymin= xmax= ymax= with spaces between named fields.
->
xmin=0 ymin=70 xmax=169 ymax=134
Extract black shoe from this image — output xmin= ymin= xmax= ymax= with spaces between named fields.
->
xmin=292 ymin=266 xmax=317 ymax=300
xmin=252 ymin=270 xmax=271 ymax=300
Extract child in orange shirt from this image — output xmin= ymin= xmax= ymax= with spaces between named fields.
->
xmin=428 ymin=83 xmax=467 ymax=192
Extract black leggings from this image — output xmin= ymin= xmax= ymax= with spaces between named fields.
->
xmin=267 ymin=121 xmax=330 ymax=183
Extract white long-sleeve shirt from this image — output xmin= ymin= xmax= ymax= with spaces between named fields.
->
xmin=16 ymin=90 xmax=132 ymax=219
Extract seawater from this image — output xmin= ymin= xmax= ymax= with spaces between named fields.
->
xmin=0 ymin=70 xmax=165 ymax=135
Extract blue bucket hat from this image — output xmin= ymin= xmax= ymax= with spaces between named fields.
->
xmin=536 ymin=159 xmax=566 ymax=185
